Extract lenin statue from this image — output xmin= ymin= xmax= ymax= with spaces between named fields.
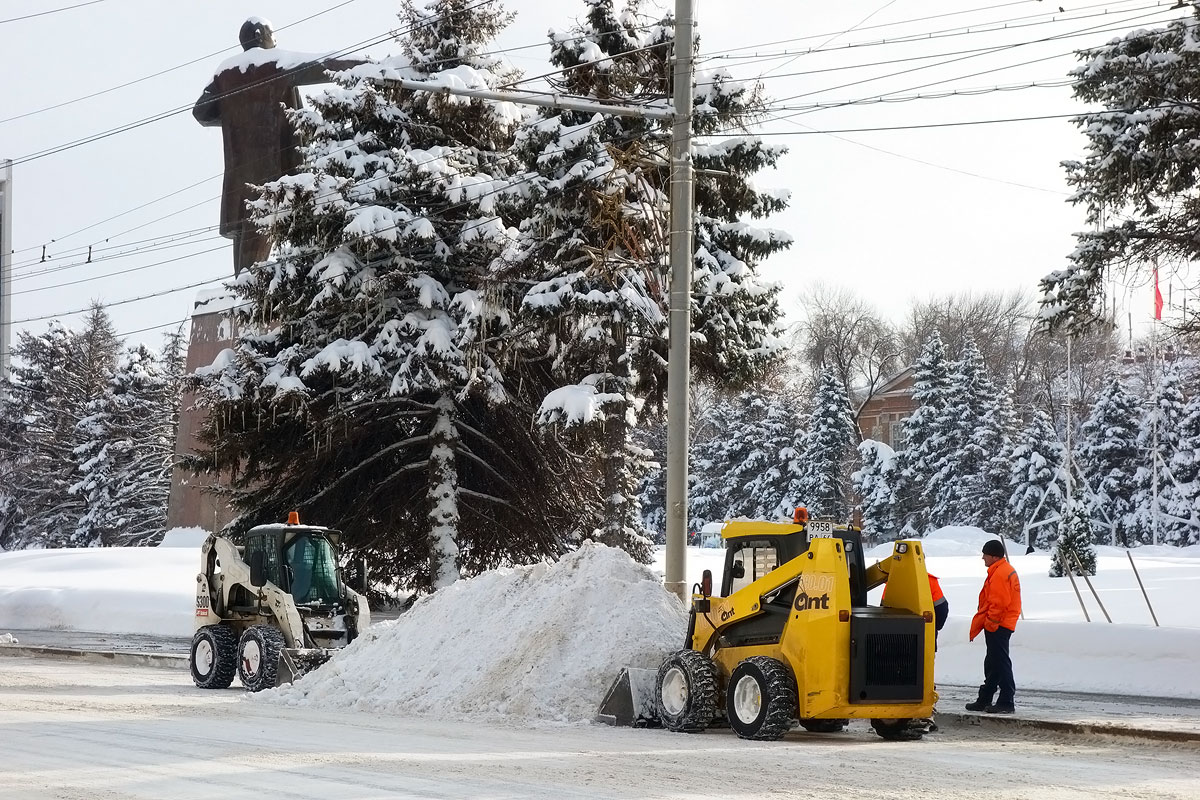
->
xmin=194 ymin=18 xmax=364 ymax=275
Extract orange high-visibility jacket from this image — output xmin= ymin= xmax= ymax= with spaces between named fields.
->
xmin=969 ymin=559 xmax=1021 ymax=641
xmin=929 ymin=573 xmax=946 ymax=606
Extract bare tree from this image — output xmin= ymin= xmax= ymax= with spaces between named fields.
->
xmin=792 ymin=284 xmax=900 ymax=434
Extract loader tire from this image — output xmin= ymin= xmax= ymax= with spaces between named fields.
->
xmin=726 ymin=656 xmax=796 ymax=741
xmin=190 ymin=625 xmax=238 ymax=690
xmin=655 ymin=650 xmax=719 ymax=733
xmin=799 ymin=718 xmax=847 ymax=733
xmin=238 ymin=625 xmax=286 ymax=692
xmin=871 ymin=718 xmax=924 ymax=741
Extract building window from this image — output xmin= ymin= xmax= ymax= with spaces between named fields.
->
xmin=889 ymin=421 xmax=907 ymax=451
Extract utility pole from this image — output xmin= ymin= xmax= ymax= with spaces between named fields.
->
xmin=0 ymin=159 xmax=11 ymax=385
xmin=664 ymin=0 xmax=695 ymax=602
xmin=371 ymin=3 xmax=697 ymax=597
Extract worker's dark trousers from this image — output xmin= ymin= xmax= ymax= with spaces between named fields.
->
xmin=982 ymin=626 xmax=1015 ymax=706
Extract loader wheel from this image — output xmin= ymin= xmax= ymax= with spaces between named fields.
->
xmin=726 ymin=656 xmax=796 ymax=741
xmin=655 ymin=650 xmax=719 ymax=733
xmin=190 ymin=625 xmax=238 ymax=690
xmin=872 ymin=718 xmax=924 ymax=741
xmin=799 ymin=718 xmax=847 ymax=733
xmin=238 ymin=625 xmax=286 ymax=692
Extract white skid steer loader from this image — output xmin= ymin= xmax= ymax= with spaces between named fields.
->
xmin=189 ymin=512 xmax=371 ymax=692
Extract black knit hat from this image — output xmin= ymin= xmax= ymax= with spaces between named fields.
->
xmin=982 ymin=540 xmax=1006 ymax=557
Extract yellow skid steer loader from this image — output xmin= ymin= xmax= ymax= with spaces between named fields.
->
xmin=598 ymin=512 xmax=937 ymax=740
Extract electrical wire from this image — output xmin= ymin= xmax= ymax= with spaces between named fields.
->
xmin=0 ymin=0 xmax=107 ymax=25
xmin=700 ymin=0 xmax=1159 ymax=63
xmin=3 ymin=0 xmax=503 ymax=169
xmin=757 ymin=7 xmax=1181 ymax=114
xmin=9 ymin=116 xmax=649 ymax=329
xmin=9 ymin=23 xmax=665 ymax=266
xmin=0 ymin=1 xmax=367 ymax=127
xmin=758 ymin=0 xmax=902 ymax=79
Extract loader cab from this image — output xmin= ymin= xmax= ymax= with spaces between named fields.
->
xmin=243 ymin=523 xmax=344 ymax=607
xmin=719 ymin=520 xmax=868 ymax=607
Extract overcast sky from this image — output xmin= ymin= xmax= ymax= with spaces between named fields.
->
xmin=1 ymin=0 xmax=1183 ymax=358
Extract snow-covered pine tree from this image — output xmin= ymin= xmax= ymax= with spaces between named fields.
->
xmin=688 ymin=390 xmax=802 ymax=526
xmin=972 ymin=392 xmax=1020 ymax=537
xmin=1163 ymin=389 xmax=1200 ymax=545
xmin=190 ymin=0 xmax=599 ymax=594
xmin=1008 ymin=411 xmax=1066 ymax=550
xmin=797 ymin=370 xmax=856 ymax=521
xmin=1045 ymin=11 xmax=1200 ymax=334
xmin=1127 ymin=364 xmax=1188 ymax=545
xmin=72 ymin=340 xmax=182 ymax=546
xmin=688 ymin=396 xmax=743 ymax=530
xmin=853 ymin=439 xmax=900 ymax=541
xmin=0 ymin=306 xmax=121 ymax=549
xmin=503 ymin=0 xmax=787 ymax=554
xmin=1050 ymin=501 xmax=1097 ymax=577
xmin=895 ymin=332 xmax=952 ymax=534
xmin=737 ymin=391 xmax=806 ymax=521
xmin=1076 ymin=376 xmax=1140 ymax=546
xmin=927 ymin=338 xmax=1006 ymax=528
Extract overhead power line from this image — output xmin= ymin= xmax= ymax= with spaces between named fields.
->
xmin=9 ymin=115 xmax=639 ymax=328
xmin=4 ymin=0 xmax=503 ymax=169
xmin=0 ymin=0 xmax=107 ymax=25
xmin=0 ymin=0 xmax=363 ymax=126
xmin=701 ymin=0 xmax=1159 ymax=63
xmin=760 ymin=7 xmax=1181 ymax=113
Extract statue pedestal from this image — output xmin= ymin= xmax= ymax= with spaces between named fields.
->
xmin=166 ymin=295 xmax=238 ymax=532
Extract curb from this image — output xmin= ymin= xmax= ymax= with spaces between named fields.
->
xmin=939 ymin=710 xmax=1200 ymax=745
xmin=0 ymin=644 xmax=187 ymax=670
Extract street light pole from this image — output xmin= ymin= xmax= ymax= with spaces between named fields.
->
xmin=664 ymin=0 xmax=695 ymax=602
xmin=0 ymin=159 xmax=12 ymax=385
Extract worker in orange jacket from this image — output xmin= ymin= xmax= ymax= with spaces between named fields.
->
xmin=966 ymin=539 xmax=1021 ymax=714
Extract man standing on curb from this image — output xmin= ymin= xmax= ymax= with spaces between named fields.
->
xmin=966 ymin=539 xmax=1021 ymax=715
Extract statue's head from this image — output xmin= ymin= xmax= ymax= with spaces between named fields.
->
xmin=239 ymin=17 xmax=276 ymax=51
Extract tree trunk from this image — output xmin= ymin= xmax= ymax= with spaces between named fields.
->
xmin=427 ymin=395 xmax=462 ymax=590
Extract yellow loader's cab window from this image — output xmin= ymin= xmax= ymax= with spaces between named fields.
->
xmin=723 ymin=538 xmax=782 ymax=596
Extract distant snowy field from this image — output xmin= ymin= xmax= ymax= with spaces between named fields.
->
xmin=1 ymin=526 xmax=1199 ymax=713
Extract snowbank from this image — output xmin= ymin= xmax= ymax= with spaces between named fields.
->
xmin=0 ymin=547 xmax=196 ymax=637
xmin=261 ymin=542 xmax=688 ymax=723
xmin=156 ymin=527 xmax=209 ymax=548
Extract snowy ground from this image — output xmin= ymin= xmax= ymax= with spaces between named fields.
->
xmin=1 ymin=525 xmax=1198 ymax=715
xmin=2 ymin=657 xmax=1199 ymax=799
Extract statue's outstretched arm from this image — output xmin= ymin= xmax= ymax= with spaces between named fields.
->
xmin=290 ymin=57 xmax=370 ymax=87
xmin=193 ymin=82 xmax=221 ymax=126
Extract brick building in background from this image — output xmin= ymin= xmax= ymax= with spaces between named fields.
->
xmin=855 ymin=366 xmax=916 ymax=450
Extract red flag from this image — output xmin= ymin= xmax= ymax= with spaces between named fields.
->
xmin=1154 ymin=268 xmax=1164 ymax=320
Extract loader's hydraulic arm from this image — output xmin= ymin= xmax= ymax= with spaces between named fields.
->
xmin=864 ymin=558 xmax=891 ymax=591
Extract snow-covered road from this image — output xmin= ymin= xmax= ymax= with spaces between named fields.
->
xmin=1 ymin=658 xmax=1197 ymax=799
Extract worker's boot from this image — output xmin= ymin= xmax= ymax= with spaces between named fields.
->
xmin=964 ymin=685 xmax=993 ymax=712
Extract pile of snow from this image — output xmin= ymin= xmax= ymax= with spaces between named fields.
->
xmin=262 ymin=542 xmax=687 ymax=723
xmin=0 ymin=547 xmax=196 ymax=637
xmin=867 ymin=526 xmax=1018 ymax=559
xmin=0 ymin=633 xmax=17 ymax=644
xmin=156 ymin=527 xmax=209 ymax=548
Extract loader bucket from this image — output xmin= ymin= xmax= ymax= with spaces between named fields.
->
xmin=276 ymin=648 xmax=333 ymax=686
xmin=596 ymin=667 xmax=659 ymax=727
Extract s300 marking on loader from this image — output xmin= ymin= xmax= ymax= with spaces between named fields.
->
xmin=599 ymin=510 xmax=938 ymax=740
xmin=189 ymin=512 xmax=371 ymax=692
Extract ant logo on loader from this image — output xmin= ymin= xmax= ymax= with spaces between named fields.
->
xmin=793 ymin=592 xmax=830 ymax=611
